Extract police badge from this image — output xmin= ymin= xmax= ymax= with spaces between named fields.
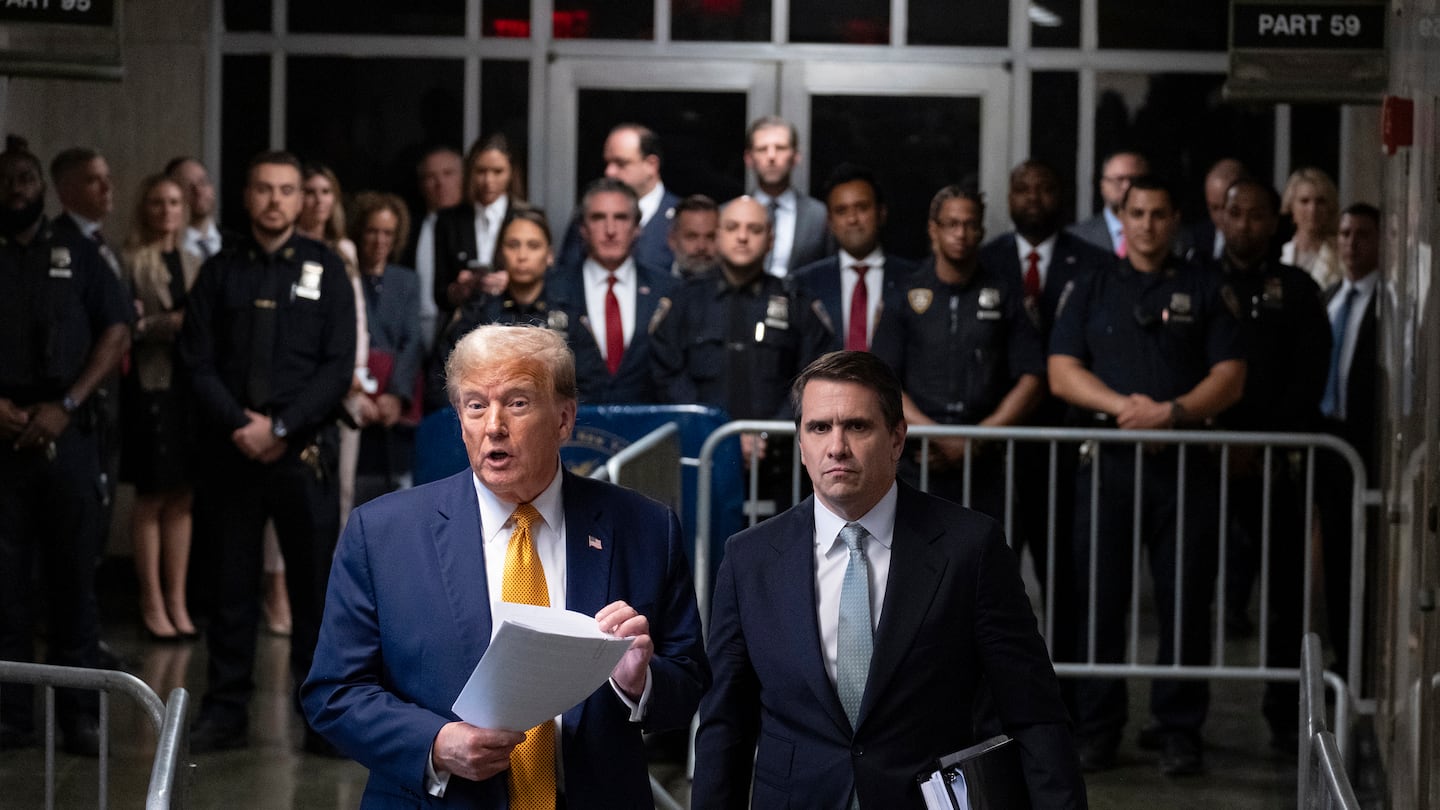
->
xmin=764 ymin=295 xmax=790 ymax=330
xmin=908 ymin=288 xmax=933 ymax=314
xmin=296 ymin=261 xmax=324 ymax=300
xmin=49 ymin=246 xmax=73 ymax=278
xmin=977 ymin=287 xmax=1002 ymax=320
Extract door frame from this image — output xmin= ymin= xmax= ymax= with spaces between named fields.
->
xmin=544 ymin=58 xmax=780 ymax=211
xmin=778 ymin=60 xmax=1012 ymax=236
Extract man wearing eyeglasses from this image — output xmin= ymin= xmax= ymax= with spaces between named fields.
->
xmin=1069 ymin=150 xmax=1149 ymax=257
xmin=1048 ymin=176 xmax=1246 ymax=778
xmin=869 ymin=185 xmax=1045 ymax=521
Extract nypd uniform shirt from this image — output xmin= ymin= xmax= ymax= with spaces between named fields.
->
xmin=1049 ymin=254 xmax=1245 ymax=403
xmin=0 ymin=218 xmax=131 ymax=404
xmin=650 ymin=269 xmax=830 ymax=419
xmin=870 ymin=258 xmax=1045 ymax=425
xmin=1213 ymin=257 xmax=1330 ymax=432
xmin=179 ymin=233 xmax=356 ymax=438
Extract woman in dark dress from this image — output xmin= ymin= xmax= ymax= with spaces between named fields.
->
xmin=121 ymin=174 xmax=200 ymax=640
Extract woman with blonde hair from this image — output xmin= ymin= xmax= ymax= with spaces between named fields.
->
xmin=1280 ymin=167 xmax=1342 ymax=289
xmin=120 ymin=174 xmax=201 ymax=640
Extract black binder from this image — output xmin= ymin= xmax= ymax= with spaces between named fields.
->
xmin=916 ymin=734 xmax=1031 ymax=810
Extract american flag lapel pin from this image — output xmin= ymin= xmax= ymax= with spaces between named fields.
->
xmin=588 ymin=535 xmax=603 ymax=550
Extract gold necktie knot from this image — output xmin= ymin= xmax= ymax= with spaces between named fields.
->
xmin=512 ymin=502 xmax=540 ymax=535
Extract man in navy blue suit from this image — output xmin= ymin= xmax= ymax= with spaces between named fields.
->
xmin=559 ymin=123 xmax=680 ymax=275
xmin=693 ymin=350 xmax=1085 ymax=809
xmin=552 ymin=178 xmax=675 ymax=404
xmin=303 ymin=324 xmax=709 ymax=808
xmin=790 ymin=163 xmax=917 ymax=354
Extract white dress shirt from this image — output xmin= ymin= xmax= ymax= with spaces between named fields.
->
xmin=582 ymin=257 xmax=638 ymax=362
xmin=472 ymin=194 xmax=508 ymax=268
xmin=839 ymin=248 xmax=886 ymax=347
xmin=182 ymin=220 xmax=223 ymax=261
xmin=753 ymin=187 xmax=798 ymax=278
xmin=637 ymin=182 xmax=666 ymax=228
xmin=1328 ymin=271 xmax=1378 ymax=420
xmin=813 ymin=484 xmax=897 ymax=687
xmin=1102 ymin=207 xmax=1124 ymax=251
xmin=1014 ymin=233 xmax=1057 ymax=292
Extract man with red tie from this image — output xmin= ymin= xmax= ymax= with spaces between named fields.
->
xmin=870 ymin=185 xmax=1045 ymax=520
xmin=977 ymin=161 xmax=1111 ymax=658
xmin=790 ymin=163 xmax=918 ymax=354
xmin=303 ymin=324 xmax=708 ymax=808
xmin=552 ymin=177 xmax=675 ymax=404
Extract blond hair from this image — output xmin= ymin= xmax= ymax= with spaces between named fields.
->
xmin=445 ymin=324 xmax=577 ymax=407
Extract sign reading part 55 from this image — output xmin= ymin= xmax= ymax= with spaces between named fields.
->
xmin=1232 ymin=3 xmax=1385 ymax=49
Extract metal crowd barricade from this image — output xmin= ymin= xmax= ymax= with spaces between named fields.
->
xmin=1299 ymin=632 xmax=1359 ymax=809
xmin=587 ymin=422 xmax=682 ymax=513
xmin=0 ymin=660 xmax=191 ymax=809
xmin=693 ymin=422 xmax=1374 ymax=720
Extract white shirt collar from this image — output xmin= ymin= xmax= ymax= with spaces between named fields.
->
xmin=1342 ymin=270 xmax=1380 ymax=298
xmin=583 ymin=255 xmax=636 ymax=285
xmin=637 ymin=183 xmax=666 ymax=227
xmin=1102 ymin=207 xmax=1123 ymax=242
xmin=65 ymin=210 xmax=102 ymax=239
xmin=840 ymin=248 xmax=884 ymax=271
xmin=751 ymin=187 xmax=796 ymax=211
xmin=813 ymin=483 xmax=898 ymax=557
xmin=476 ymin=194 xmax=508 ymax=224
xmin=472 ymin=462 xmax=565 ymax=541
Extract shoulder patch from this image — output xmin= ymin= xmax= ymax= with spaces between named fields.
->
xmin=908 ymin=288 xmax=933 ymax=315
xmin=648 ymin=297 xmax=672 ymax=334
xmin=1054 ymin=279 xmax=1076 ymax=320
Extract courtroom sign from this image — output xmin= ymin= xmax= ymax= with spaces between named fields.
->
xmin=1227 ymin=0 xmax=1387 ymax=102
xmin=0 ymin=0 xmax=123 ymax=80
xmin=0 ymin=0 xmax=115 ymax=27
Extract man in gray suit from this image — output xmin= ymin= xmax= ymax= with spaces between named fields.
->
xmin=745 ymin=116 xmax=832 ymax=278
xmin=1068 ymin=150 xmax=1148 ymax=257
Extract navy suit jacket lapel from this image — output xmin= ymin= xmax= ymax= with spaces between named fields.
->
xmin=560 ymin=472 xmax=614 ymax=733
xmin=859 ymin=484 xmax=948 ymax=727
xmin=430 ymin=471 xmax=494 ymax=660
xmin=766 ymin=499 xmax=852 ymax=737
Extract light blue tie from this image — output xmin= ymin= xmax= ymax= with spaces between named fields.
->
xmin=1321 ymin=287 xmax=1357 ymax=418
xmin=836 ymin=522 xmax=873 ymax=728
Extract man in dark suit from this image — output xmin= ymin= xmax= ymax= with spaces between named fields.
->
xmin=303 ymin=324 xmax=709 ymax=809
xmin=432 ymin=136 xmax=516 ymax=334
xmin=1181 ymin=158 xmax=1246 ymax=263
xmin=559 ymin=123 xmax=680 ymax=275
xmin=552 ymin=178 xmax=675 ymax=403
xmin=790 ymin=163 xmax=917 ymax=354
xmin=693 ymin=350 xmax=1085 ymax=809
xmin=1317 ymin=202 xmax=1382 ymax=682
xmin=744 ymin=115 xmax=832 ymax=278
xmin=166 ymin=156 xmax=243 ymax=264
xmin=978 ymin=158 xmax=1110 ymax=673
xmin=1068 ymin=150 xmax=1147 ymax=257
xmin=401 ymin=146 xmax=464 ymax=353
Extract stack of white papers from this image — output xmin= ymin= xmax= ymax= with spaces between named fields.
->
xmin=451 ymin=604 xmax=634 ymax=732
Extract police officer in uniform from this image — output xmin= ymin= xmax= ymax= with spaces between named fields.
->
xmin=1049 ymin=176 xmax=1246 ymax=777
xmin=870 ymin=185 xmax=1045 ymax=519
xmin=1210 ymin=178 xmax=1329 ymax=751
xmin=179 ymin=151 xmax=356 ymax=754
xmin=0 ymin=137 xmax=130 ymax=756
xmin=651 ymin=195 xmax=830 ymax=509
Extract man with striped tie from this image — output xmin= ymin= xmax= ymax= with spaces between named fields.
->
xmin=303 ymin=324 xmax=708 ymax=809
xmin=693 ymin=350 xmax=1083 ymax=809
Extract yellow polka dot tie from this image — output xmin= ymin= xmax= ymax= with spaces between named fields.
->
xmin=501 ymin=503 xmax=556 ymax=810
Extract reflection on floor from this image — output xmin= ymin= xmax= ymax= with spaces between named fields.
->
xmin=0 ymin=564 xmax=1304 ymax=809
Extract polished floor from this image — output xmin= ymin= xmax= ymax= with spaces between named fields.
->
xmin=0 ymin=559 xmax=1326 ymax=809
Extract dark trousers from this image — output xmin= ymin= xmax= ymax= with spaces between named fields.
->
xmin=193 ymin=431 xmax=339 ymax=724
xmin=0 ymin=430 xmax=103 ymax=730
xmin=1012 ymin=441 xmax=1080 ymax=665
xmin=1071 ymin=445 xmax=1219 ymax=741
xmin=1226 ymin=452 xmax=1304 ymax=734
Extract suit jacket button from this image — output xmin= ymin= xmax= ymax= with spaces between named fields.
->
xmin=852 ymin=744 xmax=864 ymax=756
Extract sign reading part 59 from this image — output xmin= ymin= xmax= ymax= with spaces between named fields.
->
xmin=1232 ymin=3 xmax=1386 ymax=49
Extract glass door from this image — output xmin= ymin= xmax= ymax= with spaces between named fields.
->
xmin=544 ymin=59 xmax=779 ymax=212
xmin=780 ymin=61 xmax=1011 ymax=261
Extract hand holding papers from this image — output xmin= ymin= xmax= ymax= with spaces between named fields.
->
xmin=451 ymin=603 xmax=635 ymax=732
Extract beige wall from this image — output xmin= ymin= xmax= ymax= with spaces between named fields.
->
xmin=3 ymin=0 xmax=209 ymax=243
